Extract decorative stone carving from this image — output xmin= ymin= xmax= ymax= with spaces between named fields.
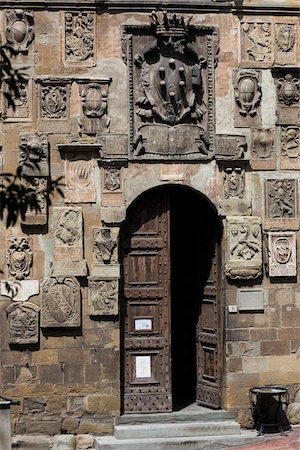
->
xmin=53 ymin=207 xmax=83 ymax=261
xmin=274 ymin=71 xmax=300 ymax=125
xmin=251 ymin=129 xmax=275 ymax=170
xmin=78 ymin=80 xmax=111 ymax=135
xmin=65 ymin=12 xmax=95 ymax=63
xmin=6 ymin=302 xmax=39 ymax=345
xmin=234 ymin=69 xmax=262 ymax=127
xmin=223 ymin=168 xmax=245 ymax=199
xmin=39 ymin=80 xmax=70 ymax=119
xmin=265 ymin=179 xmax=299 ymax=230
xmin=99 ymin=134 xmax=128 ymax=160
xmin=5 ymin=80 xmax=30 ymax=120
xmin=225 ymin=216 xmax=262 ymax=280
xmin=5 ymin=10 xmax=34 ymax=53
xmin=104 ymin=167 xmax=121 ymax=192
xmin=123 ymin=11 xmax=219 ymax=160
xmin=41 ymin=277 xmax=81 ymax=328
xmin=1 ymin=280 xmax=39 ymax=302
xmin=268 ymin=232 xmax=296 ymax=277
xmin=21 ymin=177 xmax=48 ymax=226
xmin=275 ymin=24 xmax=295 ymax=53
xmin=241 ymin=22 xmax=272 ymax=65
xmin=215 ymin=135 xmax=247 ymax=161
xmin=64 ymin=153 xmax=96 ymax=203
xmin=88 ymin=278 xmax=118 ymax=316
xmin=19 ymin=133 xmax=49 ymax=176
xmin=6 ymin=238 xmax=32 ymax=280
xmin=281 ymin=127 xmax=300 ymax=169
xmin=93 ymin=228 xmax=119 ymax=264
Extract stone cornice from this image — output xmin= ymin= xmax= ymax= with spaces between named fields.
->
xmin=1 ymin=0 xmax=300 ymax=14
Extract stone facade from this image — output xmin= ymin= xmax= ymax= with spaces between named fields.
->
xmin=1 ymin=0 xmax=300 ymax=439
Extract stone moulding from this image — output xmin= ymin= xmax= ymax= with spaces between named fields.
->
xmin=6 ymin=302 xmax=39 ymax=345
xmin=122 ymin=14 xmax=219 ymax=161
xmin=5 ymin=9 xmax=34 ymax=53
xmin=225 ymin=216 xmax=262 ymax=280
xmin=268 ymin=231 xmax=296 ymax=277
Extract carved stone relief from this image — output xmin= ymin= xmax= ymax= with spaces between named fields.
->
xmin=268 ymin=232 xmax=296 ymax=277
xmin=223 ymin=168 xmax=245 ymax=199
xmin=93 ymin=228 xmax=119 ymax=264
xmin=215 ymin=135 xmax=247 ymax=161
xmin=275 ymin=24 xmax=297 ymax=65
xmin=274 ymin=71 xmax=300 ymax=125
xmin=265 ymin=179 xmax=299 ymax=230
xmin=64 ymin=153 xmax=96 ymax=203
xmin=234 ymin=69 xmax=262 ymax=127
xmin=101 ymin=164 xmax=124 ymax=207
xmin=5 ymin=10 xmax=34 ymax=53
xmin=6 ymin=302 xmax=39 ymax=344
xmin=21 ymin=177 xmax=48 ymax=226
xmin=19 ymin=133 xmax=49 ymax=176
xmin=5 ymin=80 xmax=30 ymax=120
xmin=241 ymin=22 xmax=272 ymax=65
xmin=251 ymin=129 xmax=275 ymax=170
xmin=53 ymin=207 xmax=83 ymax=261
xmin=78 ymin=80 xmax=110 ymax=135
xmin=88 ymin=277 xmax=119 ymax=316
xmin=218 ymin=165 xmax=250 ymax=216
xmin=123 ymin=11 xmax=219 ymax=160
xmin=281 ymin=126 xmax=300 ymax=169
xmin=225 ymin=216 xmax=262 ymax=280
xmin=38 ymin=80 xmax=71 ymax=119
xmin=41 ymin=277 xmax=81 ymax=328
xmin=103 ymin=167 xmax=121 ymax=192
xmin=6 ymin=237 xmax=32 ymax=280
xmin=64 ymin=12 xmax=95 ymax=63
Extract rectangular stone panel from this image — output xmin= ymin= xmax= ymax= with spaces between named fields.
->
xmin=63 ymin=12 xmax=95 ymax=66
xmin=275 ymin=24 xmax=297 ymax=66
xmin=268 ymin=232 xmax=296 ymax=277
xmin=88 ymin=277 xmax=118 ymax=316
xmin=53 ymin=207 xmax=83 ymax=260
xmin=238 ymin=289 xmax=264 ymax=311
xmin=240 ymin=21 xmax=273 ymax=67
xmin=250 ymin=129 xmax=276 ymax=170
xmin=6 ymin=302 xmax=40 ymax=344
xmin=273 ymin=69 xmax=300 ymax=125
xmin=233 ymin=69 xmax=262 ymax=128
xmin=264 ymin=179 xmax=299 ymax=230
xmin=64 ymin=154 xmax=96 ymax=203
xmin=280 ymin=126 xmax=300 ymax=170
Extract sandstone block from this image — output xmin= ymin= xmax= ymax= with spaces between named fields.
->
xmin=76 ymin=434 xmax=95 ymax=449
xmin=51 ymin=434 xmax=76 ymax=450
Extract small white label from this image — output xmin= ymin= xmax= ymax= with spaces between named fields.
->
xmin=135 ymin=319 xmax=152 ymax=331
xmin=228 ymin=305 xmax=238 ymax=313
xmin=136 ymin=355 xmax=151 ymax=378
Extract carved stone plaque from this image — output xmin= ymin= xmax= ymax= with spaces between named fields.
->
xmin=77 ymin=79 xmax=110 ymax=135
xmin=21 ymin=177 xmax=48 ymax=226
xmin=275 ymin=24 xmax=297 ymax=65
xmin=6 ymin=302 xmax=39 ymax=344
xmin=64 ymin=153 xmax=96 ymax=203
xmin=273 ymin=70 xmax=300 ymax=125
xmin=240 ymin=22 xmax=273 ymax=66
xmin=223 ymin=167 xmax=245 ymax=199
xmin=123 ymin=11 xmax=219 ymax=160
xmin=218 ymin=166 xmax=251 ymax=216
xmin=5 ymin=10 xmax=34 ymax=53
xmin=101 ymin=165 xmax=124 ymax=207
xmin=265 ymin=179 xmax=299 ymax=230
xmin=93 ymin=228 xmax=119 ymax=264
xmin=6 ymin=237 xmax=32 ymax=280
xmin=215 ymin=135 xmax=247 ymax=161
xmin=53 ymin=207 xmax=83 ymax=260
xmin=19 ymin=133 xmax=49 ymax=176
xmin=41 ymin=277 xmax=80 ymax=327
xmin=88 ymin=277 xmax=118 ymax=316
xmin=225 ymin=216 xmax=262 ymax=280
xmin=250 ymin=129 xmax=275 ymax=170
xmin=234 ymin=69 xmax=262 ymax=127
xmin=5 ymin=80 xmax=30 ymax=120
xmin=64 ymin=12 xmax=95 ymax=64
xmin=281 ymin=126 xmax=300 ymax=170
xmin=37 ymin=78 xmax=71 ymax=119
xmin=268 ymin=232 xmax=296 ymax=277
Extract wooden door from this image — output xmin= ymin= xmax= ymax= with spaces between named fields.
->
xmin=121 ymin=191 xmax=172 ymax=413
xmin=121 ymin=187 xmax=223 ymax=413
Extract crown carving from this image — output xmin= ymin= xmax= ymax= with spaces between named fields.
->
xmin=150 ymin=10 xmax=192 ymax=37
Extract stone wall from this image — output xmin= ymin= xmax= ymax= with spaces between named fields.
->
xmin=0 ymin=0 xmax=300 ymax=434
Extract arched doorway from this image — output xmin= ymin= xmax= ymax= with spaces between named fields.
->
xmin=120 ymin=185 xmax=223 ymax=414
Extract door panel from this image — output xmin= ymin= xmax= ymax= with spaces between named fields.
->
xmin=122 ymin=191 xmax=171 ymax=413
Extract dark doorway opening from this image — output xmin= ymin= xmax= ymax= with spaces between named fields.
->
xmin=170 ymin=186 xmax=220 ymax=410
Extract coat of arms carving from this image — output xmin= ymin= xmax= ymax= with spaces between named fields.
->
xmin=123 ymin=11 xmax=219 ymax=160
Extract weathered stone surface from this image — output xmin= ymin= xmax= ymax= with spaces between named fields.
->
xmin=0 ymin=280 xmax=39 ymax=302
xmin=19 ymin=133 xmax=49 ymax=176
xmin=6 ymin=302 xmax=40 ymax=345
xmin=78 ymin=79 xmax=111 ymax=135
xmin=5 ymin=10 xmax=34 ymax=53
xmin=273 ymin=69 xmax=300 ymax=125
xmin=281 ymin=126 xmax=300 ymax=170
xmin=21 ymin=177 xmax=48 ymax=226
xmin=64 ymin=153 xmax=96 ymax=203
xmin=93 ymin=227 xmax=119 ymax=265
xmin=53 ymin=207 xmax=84 ymax=260
xmin=64 ymin=12 xmax=95 ymax=65
xmin=51 ymin=434 xmax=76 ymax=450
xmin=264 ymin=178 xmax=299 ymax=230
xmin=275 ymin=23 xmax=297 ymax=65
xmin=287 ymin=402 xmax=300 ymax=425
xmin=75 ymin=434 xmax=95 ymax=449
xmin=52 ymin=260 xmax=88 ymax=277
xmin=250 ymin=129 xmax=276 ymax=170
xmin=41 ymin=277 xmax=81 ymax=328
xmin=268 ymin=232 xmax=296 ymax=277
xmin=6 ymin=237 xmax=32 ymax=280
xmin=240 ymin=21 xmax=273 ymax=67
xmin=225 ymin=216 xmax=262 ymax=280
xmin=234 ymin=69 xmax=262 ymax=127
xmin=88 ymin=277 xmax=119 ymax=316
xmin=62 ymin=417 xmax=80 ymax=433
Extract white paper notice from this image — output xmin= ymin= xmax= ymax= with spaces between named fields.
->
xmin=135 ymin=355 xmax=151 ymax=378
xmin=134 ymin=319 xmax=152 ymax=331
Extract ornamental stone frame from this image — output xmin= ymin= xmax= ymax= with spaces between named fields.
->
xmin=6 ymin=237 xmax=33 ymax=280
xmin=268 ymin=231 xmax=296 ymax=277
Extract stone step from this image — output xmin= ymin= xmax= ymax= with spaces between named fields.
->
xmin=116 ymin=407 xmax=236 ymax=425
xmin=95 ymin=431 xmax=262 ymax=450
xmin=114 ymin=420 xmax=241 ymax=440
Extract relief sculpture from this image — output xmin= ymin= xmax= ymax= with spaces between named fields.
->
xmin=5 ymin=10 xmax=34 ymax=53
xmin=251 ymin=129 xmax=275 ymax=170
xmin=6 ymin=302 xmax=39 ymax=344
xmin=241 ymin=22 xmax=272 ymax=63
xmin=65 ymin=12 xmax=94 ymax=62
xmin=93 ymin=228 xmax=118 ymax=264
xmin=41 ymin=277 xmax=80 ymax=327
xmin=234 ymin=69 xmax=262 ymax=125
xmin=21 ymin=177 xmax=48 ymax=226
xmin=225 ymin=216 xmax=262 ymax=280
xmin=267 ymin=179 xmax=296 ymax=218
xmin=78 ymin=80 xmax=110 ymax=135
xmin=274 ymin=71 xmax=300 ymax=124
xmin=41 ymin=85 xmax=68 ymax=119
xmin=6 ymin=237 xmax=32 ymax=280
xmin=19 ymin=133 xmax=49 ymax=176
xmin=269 ymin=232 xmax=296 ymax=277
xmin=88 ymin=278 xmax=118 ymax=316
xmin=223 ymin=168 xmax=245 ymax=199
xmin=123 ymin=10 xmax=219 ymax=159
xmin=275 ymin=25 xmax=295 ymax=52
